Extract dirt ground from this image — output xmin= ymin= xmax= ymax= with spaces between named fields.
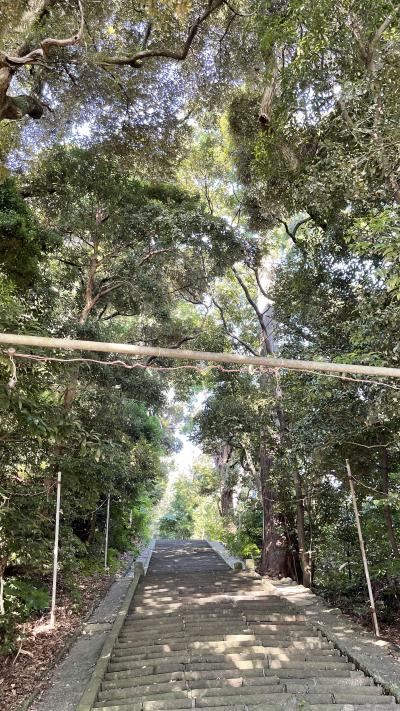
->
xmin=0 ymin=557 xmax=132 ymax=711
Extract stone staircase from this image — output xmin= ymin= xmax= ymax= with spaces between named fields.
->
xmin=91 ymin=540 xmax=399 ymax=711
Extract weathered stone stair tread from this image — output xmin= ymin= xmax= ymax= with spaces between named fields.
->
xmin=90 ymin=541 xmax=398 ymax=711
xmin=93 ymin=707 xmax=396 ymax=711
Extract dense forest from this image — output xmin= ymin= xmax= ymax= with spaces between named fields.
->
xmin=0 ymin=0 xmax=399 ymax=684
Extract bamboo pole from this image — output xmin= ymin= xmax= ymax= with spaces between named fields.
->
xmin=104 ymin=494 xmax=110 ymax=573
xmin=345 ymin=460 xmax=380 ymax=637
xmin=50 ymin=471 xmax=62 ymax=628
xmin=1 ymin=332 xmax=400 ymax=379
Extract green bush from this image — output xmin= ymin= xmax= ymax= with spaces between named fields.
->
xmin=1 ymin=577 xmax=51 ymax=650
xmin=5 ymin=578 xmax=50 ymax=616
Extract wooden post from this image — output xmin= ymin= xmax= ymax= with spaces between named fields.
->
xmin=50 ymin=471 xmax=62 ymax=628
xmin=345 ymin=460 xmax=380 ymax=637
xmin=104 ymin=494 xmax=110 ymax=572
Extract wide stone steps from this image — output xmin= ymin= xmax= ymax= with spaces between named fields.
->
xmin=90 ymin=540 xmax=398 ymax=711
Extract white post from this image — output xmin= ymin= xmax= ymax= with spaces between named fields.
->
xmin=50 ymin=471 xmax=62 ymax=628
xmin=0 ymin=574 xmax=4 ymax=615
xmin=346 ymin=460 xmax=380 ymax=637
xmin=104 ymin=494 xmax=110 ymax=572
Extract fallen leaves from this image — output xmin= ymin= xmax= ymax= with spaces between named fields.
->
xmin=0 ymin=568 xmax=115 ymax=711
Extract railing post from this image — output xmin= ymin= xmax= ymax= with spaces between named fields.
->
xmin=50 ymin=471 xmax=62 ymax=628
xmin=104 ymin=494 xmax=110 ymax=572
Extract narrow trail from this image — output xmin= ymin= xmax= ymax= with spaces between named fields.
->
xmin=88 ymin=539 xmax=399 ymax=710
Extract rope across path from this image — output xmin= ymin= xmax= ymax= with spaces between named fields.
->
xmin=1 ymin=332 xmax=400 ymax=380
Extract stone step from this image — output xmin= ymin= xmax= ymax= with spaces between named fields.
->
xmin=99 ymin=683 xmax=191 ymax=701
xmin=333 ymin=693 xmax=395 ymax=705
xmin=203 ymin=707 xmax=396 ymax=711
xmin=108 ymin=660 xmax=187 ymax=673
xmin=99 ymin=680 xmax=286 ymax=703
xmin=115 ymin=642 xmax=189 ymax=654
xmin=245 ymin=614 xmax=306 ymax=622
xmin=276 ymin=669 xmax=362 ymax=679
xmin=90 ymin=542 xmax=399 ymax=711
xmin=259 ymin=707 xmax=392 ymax=711
xmin=193 ymin=693 xmax=298 ymax=707
xmin=268 ymin=659 xmax=355 ymax=670
xmin=109 ymin=654 xmax=354 ymax=672
xmin=123 ymin=637 xmax=331 ymax=651
xmin=102 ymin=669 xmax=273 ymax=688
xmin=286 ymin=676 xmax=373 ymax=689
xmin=186 ymin=659 xmax=272 ymax=671
xmin=117 ymin=636 xmax=332 ymax=652
xmin=119 ymin=629 xmax=249 ymax=638
xmin=248 ymin=631 xmax=320 ymax=639
xmin=191 ymin=684 xmax=284 ymax=698
xmin=98 ymin=688 xmax=190 ymax=703
xmin=94 ymin=700 xmax=192 ymax=710
xmin=103 ymin=671 xmax=186 ymax=686
xmin=114 ymin=639 xmax=334 ymax=655
xmin=189 ymin=676 xmax=282 ymax=689
xmin=250 ymin=622 xmax=309 ymax=630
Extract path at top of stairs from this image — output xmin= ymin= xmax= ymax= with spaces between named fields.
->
xmin=91 ymin=540 xmax=399 ymax=711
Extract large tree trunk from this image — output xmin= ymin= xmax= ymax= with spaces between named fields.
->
xmin=258 ymin=426 xmax=292 ymax=576
xmin=381 ymin=448 xmax=400 ymax=559
xmin=220 ymin=486 xmax=234 ymax=518
xmin=62 ymin=234 xmax=101 ymax=412
xmin=257 ymin=261 xmax=293 ymax=577
xmin=215 ymin=442 xmax=236 ymax=524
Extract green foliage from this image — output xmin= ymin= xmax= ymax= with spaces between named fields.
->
xmin=0 ymin=178 xmax=54 ymax=288
xmin=0 ymin=578 xmax=50 ymax=653
xmin=5 ymin=578 xmax=50 ymax=616
xmin=1 ymin=0 xmax=400 ymax=650
xmin=158 ymin=476 xmax=197 ymax=539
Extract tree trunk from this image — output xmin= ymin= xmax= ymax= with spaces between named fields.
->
xmin=87 ymin=511 xmax=97 ymax=546
xmin=294 ymin=470 xmax=312 ymax=587
xmin=258 ymin=429 xmax=292 ymax=576
xmin=62 ymin=236 xmax=100 ymax=412
xmin=220 ymin=486 xmax=234 ymax=517
xmin=215 ymin=442 xmax=235 ymax=518
xmin=381 ymin=448 xmax=400 ymax=559
xmin=258 ymin=51 xmax=300 ymax=172
xmin=256 ymin=260 xmax=293 ymax=577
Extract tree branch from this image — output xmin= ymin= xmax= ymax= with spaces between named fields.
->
xmin=212 ymin=297 xmax=258 ymax=356
xmin=343 ymin=4 xmax=400 ymax=72
xmin=251 ymin=267 xmax=269 ymax=299
xmin=231 ymin=265 xmax=266 ymax=336
xmin=367 ymin=5 xmax=400 ymax=66
xmin=138 ymin=247 xmax=176 ymax=266
xmin=3 ymin=0 xmax=84 ymax=67
xmin=274 ymin=215 xmax=311 ymax=248
xmin=0 ymin=0 xmax=84 ymax=120
xmin=99 ymin=0 xmax=224 ymax=67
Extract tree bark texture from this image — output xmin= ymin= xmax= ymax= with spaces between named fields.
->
xmin=256 ymin=264 xmax=293 ymax=577
xmin=215 ymin=442 xmax=236 ymax=521
xmin=381 ymin=448 xmax=400 ymax=559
